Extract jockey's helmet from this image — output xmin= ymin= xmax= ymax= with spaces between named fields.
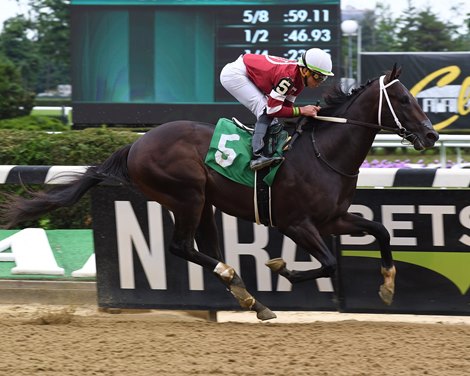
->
xmin=298 ymin=48 xmax=334 ymax=77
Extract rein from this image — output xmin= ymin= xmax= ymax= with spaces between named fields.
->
xmin=314 ymin=115 xmax=401 ymax=134
xmin=310 ymin=126 xmax=359 ymax=178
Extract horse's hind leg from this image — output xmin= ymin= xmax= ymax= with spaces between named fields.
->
xmin=195 ymin=202 xmax=223 ymax=261
xmin=171 ymin=203 xmax=276 ymax=320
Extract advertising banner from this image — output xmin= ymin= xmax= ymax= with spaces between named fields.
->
xmin=361 ymin=52 xmax=470 ymax=132
xmin=340 ymin=189 xmax=470 ymax=315
xmin=92 ymin=185 xmax=470 ymax=314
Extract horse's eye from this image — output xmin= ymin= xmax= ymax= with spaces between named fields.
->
xmin=400 ymin=95 xmax=411 ymax=105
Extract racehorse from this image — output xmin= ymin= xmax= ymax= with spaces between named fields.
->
xmin=1 ymin=65 xmax=438 ymax=320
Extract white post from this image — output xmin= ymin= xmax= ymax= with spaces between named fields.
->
xmin=357 ymin=25 xmax=362 ymax=86
xmin=341 ymin=20 xmax=359 ymax=85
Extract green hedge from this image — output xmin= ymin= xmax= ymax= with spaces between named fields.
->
xmin=0 ymin=115 xmax=69 ymax=132
xmin=0 ymin=128 xmax=142 ymax=229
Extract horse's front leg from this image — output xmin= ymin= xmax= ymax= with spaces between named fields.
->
xmin=322 ymin=212 xmax=396 ymax=305
xmin=267 ymin=219 xmax=337 ymax=283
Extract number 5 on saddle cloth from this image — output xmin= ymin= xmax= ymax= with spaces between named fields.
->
xmin=204 ymin=117 xmax=289 ymax=226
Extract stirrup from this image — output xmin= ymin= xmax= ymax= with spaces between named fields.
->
xmin=250 ymin=155 xmax=283 ymax=171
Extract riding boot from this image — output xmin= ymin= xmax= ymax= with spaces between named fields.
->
xmin=250 ymin=113 xmax=283 ymax=171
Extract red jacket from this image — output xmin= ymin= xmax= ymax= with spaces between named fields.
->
xmin=243 ymin=54 xmax=305 ymax=117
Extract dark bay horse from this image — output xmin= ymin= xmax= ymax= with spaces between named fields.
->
xmin=2 ymin=66 xmax=438 ymax=320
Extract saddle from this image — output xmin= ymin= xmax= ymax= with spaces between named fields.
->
xmin=232 ymin=117 xmax=287 ymax=157
xmin=232 ymin=118 xmax=289 ymax=227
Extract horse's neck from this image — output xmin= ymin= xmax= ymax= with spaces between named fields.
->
xmin=316 ymin=124 xmax=377 ymax=170
xmin=315 ymin=98 xmax=380 ymax=173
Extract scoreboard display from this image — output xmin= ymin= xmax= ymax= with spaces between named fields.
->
xmin=215 ymin=6 xmax=339 ymax=101
xmin=71 ymin=0 xmax=341 ymax=125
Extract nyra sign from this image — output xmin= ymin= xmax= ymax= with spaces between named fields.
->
xmin=91 ymin=186 xmax=470 ymax=314
xmin=91 ymin=186 xmax=337 ymax=311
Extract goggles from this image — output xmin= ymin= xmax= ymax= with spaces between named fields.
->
xmin=301 ymin=52 xmax=329 ymax=82
xmin=311 ymin=71 xmax=328 ymax=82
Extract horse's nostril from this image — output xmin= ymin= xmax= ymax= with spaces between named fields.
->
xmin=427 ymin=131 xmax=439 ymax=143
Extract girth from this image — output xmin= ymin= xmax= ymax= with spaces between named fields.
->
xmin=254 ymin=169 xmax=274 ymax=227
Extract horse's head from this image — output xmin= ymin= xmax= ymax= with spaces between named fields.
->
xmin=379 ymin=65 xmax=439 ymax=150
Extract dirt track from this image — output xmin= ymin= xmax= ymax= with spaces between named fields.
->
xmin=1 ymin=305 xmax=469 ymax=376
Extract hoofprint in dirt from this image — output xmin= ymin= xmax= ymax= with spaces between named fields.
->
xmin=1 ymin=304 xmax=469 ymax=376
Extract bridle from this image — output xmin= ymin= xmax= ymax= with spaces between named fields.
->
xmin=307 ymin=74 xmax=420 ymax=177
xmin=378 ymin=75 xmax=403 ymax=130
xmin=315 ymin=74 xmax=415 ymax=143
xmin=377 ymin=75 xmax=416 ymax=145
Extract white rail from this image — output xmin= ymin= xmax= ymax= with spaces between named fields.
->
xmin=372 ymin=134 xmax=470 ymax=167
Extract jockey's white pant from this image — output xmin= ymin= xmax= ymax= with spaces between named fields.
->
xmin=220 ymin=55 xmax=267 ymax=120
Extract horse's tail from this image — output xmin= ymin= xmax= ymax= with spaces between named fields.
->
xmin=1 ymin=144 xmax=132 ymax=229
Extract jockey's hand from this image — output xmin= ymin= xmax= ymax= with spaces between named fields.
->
xmin=300 ymin=105 xmax=321 ymax=117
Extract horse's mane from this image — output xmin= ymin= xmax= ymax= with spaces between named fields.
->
xmin=319 ymin=78 xmax=377 ymax=117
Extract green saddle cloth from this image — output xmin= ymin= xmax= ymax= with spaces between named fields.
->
xmin=204 ymin=118 xmax=287 ymax=187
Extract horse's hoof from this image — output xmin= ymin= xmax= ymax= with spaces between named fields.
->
xmin=379 ymin=284 xmax=394 ymax=306
xmin=265 ymin=258 xmax=286 ymax=273
xmin=252 ymin=300 xmax=277 ymax=321
xmin=256 ymin=307 xmax=277 ymax=321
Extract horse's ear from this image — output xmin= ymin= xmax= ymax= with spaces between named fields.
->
xmin=389 ymin=63 xmax=402 ymax=81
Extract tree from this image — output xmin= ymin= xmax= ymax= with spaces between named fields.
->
xmin=362 ymin=4 xmax=401 ymax=52
xmin=397 ymin=5 xmax=456 ymax=51
xmin=0 ymin=15 xmax=39 ymax=92
xmin=450 ymin=10 xmax=470 ymax=50
xmin=360 ymin=2 xmax=470 ymax=53
xmin=0 ymin=0 xmax=70 ymax=94
xmin=0 ymin=57 xmax=34 ymax=119
xmin=29 ymin=0 xmax=71 ymax=93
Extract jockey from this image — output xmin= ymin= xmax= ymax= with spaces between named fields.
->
xmin=220 ymin=48 xmax=334 ymax=171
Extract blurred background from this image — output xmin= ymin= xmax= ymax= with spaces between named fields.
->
xmin=0 ymin=0 xmax=469 ymax=170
